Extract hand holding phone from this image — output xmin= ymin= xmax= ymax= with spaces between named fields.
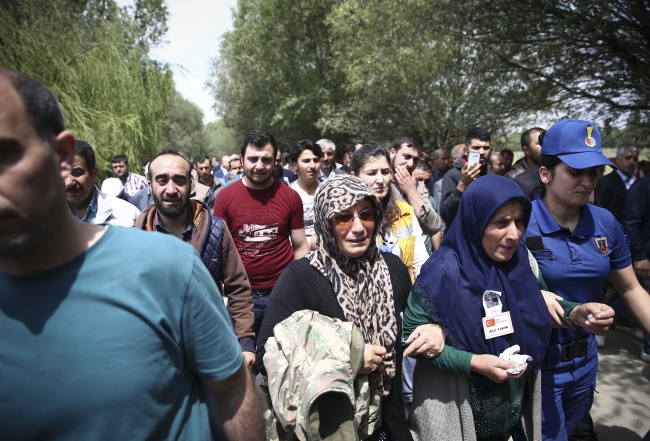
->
xmin=468 ymin=151 xmax=480 ymax=165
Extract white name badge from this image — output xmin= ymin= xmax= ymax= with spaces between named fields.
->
xmin=482 ymin=311 xmax=514 ymax=339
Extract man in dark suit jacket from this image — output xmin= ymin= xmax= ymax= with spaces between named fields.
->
xmin=595 ymin=144 xmax=638 ymax=223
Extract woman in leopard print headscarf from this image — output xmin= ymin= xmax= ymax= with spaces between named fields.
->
xmin=258 ymin=175 xmax=433 ymax=440
xmin=308 ymin=175 xmax=398 ymax=396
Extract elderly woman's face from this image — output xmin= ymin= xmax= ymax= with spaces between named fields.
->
xmin=481 ymin=201 xmax=526 ymax=262
xmin=329 ymin=199 xmax=376 ymax=258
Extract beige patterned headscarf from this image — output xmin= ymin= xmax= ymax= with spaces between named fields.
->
xmin=308 ymin=175 xmax=397 ymax=396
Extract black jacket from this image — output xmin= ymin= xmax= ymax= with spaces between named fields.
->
xmin=440 ymin=156 xmax=492 ymax=228
xmin=512 ymin=166 xmax=543 ymax=200
xmin=622 ymin=175 xmax=650 ymax=262
xmin=595 ymin=171 xmax=627 ymax=223
xmin=257 ymin=254 xmax=413 ymax=441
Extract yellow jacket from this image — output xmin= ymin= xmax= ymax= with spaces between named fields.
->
xmin=379 ymin=200 xmax=418 ymax=282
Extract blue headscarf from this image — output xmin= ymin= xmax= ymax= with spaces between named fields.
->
xmin=414 ymin=175 xmax=552 ymax=369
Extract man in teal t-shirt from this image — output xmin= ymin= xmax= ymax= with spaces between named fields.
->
xmin=0 ymin=68 xmax=265 ymax=440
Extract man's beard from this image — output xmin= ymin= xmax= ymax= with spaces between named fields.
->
xmin=152 ymin=192 xmax=188 ymax=218
xmin=391 ymin=156 xmax=413 ymax=175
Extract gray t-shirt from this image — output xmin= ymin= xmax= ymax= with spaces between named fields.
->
xmin=0 ymin=226 xmax=242 ymax=440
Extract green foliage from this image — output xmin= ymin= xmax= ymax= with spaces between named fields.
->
xmin=208 ymin=0 xmax=343 ymax=149
xmin=209 ymin=0 xmax=553 ymax=152
xmin=204 ymin=120 xmax=241 ymax=158
xmin=323 ymin=0 xmax=554 ymax=151
xmin=0 ymin=0 xmax=174 ymax=178
xmin=429 ymin=0 xmax=650 ymax=135
xmin=162 ymin=92 xmax=205 ymax=160
xmin=211 ymin=0 xmax=648 ymax=153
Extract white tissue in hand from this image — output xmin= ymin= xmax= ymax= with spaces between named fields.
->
xmin=499 ymin=345 xmax=532 ymax=375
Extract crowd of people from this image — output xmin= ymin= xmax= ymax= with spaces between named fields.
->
xmin=2 ymin=67 xmax=650 ymax=441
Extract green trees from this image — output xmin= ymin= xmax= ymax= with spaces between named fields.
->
xmin=204 ymin=120 xmax=241 ymax=159
xmin=211 ymin=0 xmax=649 ymax=151
xmin=209 ymin=0 xmax=341 ymax=149
xmin=0 ymin=0 xmax=174 ymax=177
xmin=210 ymin=0 xmax=549 ymax=150
xmin=162 ymin=92 xmax=205 ymax=160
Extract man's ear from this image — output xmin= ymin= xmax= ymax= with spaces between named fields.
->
xmin=52 ymin=130 xmax=75 ymax=183
xmin=389 ymin=147 xmax=396 ymax=159
xmin=91 ymin=166 xmax=98 ymax=183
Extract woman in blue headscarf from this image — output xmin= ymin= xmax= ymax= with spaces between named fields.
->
xmin=403 ymin=175 xmax=614 ymax=441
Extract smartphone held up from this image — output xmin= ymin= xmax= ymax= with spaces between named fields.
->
xmin=468 ymin=151 xmax=481 ymax=166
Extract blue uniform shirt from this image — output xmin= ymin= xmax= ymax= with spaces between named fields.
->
xmin=524 ymin=195 xmax=631 ymax=367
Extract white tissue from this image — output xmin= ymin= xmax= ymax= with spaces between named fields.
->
xmin=499 ymin=345 xmax=532 ymax=375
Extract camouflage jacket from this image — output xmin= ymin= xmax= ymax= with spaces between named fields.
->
xmin=263 ymin=310 xmax=382 ymax=441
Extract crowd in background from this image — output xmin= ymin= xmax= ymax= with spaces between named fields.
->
xmin=3 ymin=67 xmax=650 ymax=441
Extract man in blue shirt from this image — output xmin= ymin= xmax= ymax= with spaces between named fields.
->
xmin=0 ymin=67 xmax=264 ymax=440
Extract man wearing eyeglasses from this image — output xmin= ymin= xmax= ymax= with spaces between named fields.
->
xmin=389 ymin=134 xmax=441 ymax=236
xmin=440 ymin=127 xmax=494 ymax=228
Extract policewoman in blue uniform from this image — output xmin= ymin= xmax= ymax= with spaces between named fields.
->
xmin=523 ymin=120 xmax=650 ymax=441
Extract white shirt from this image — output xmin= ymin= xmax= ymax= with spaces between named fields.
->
xmin=616 ymin=170 xmax=636 ymax=190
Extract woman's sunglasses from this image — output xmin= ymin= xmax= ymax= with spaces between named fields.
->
xmin=332 ymin=209 xmax=379 ymax=227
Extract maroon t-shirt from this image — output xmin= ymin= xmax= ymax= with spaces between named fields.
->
xmin=214 ymin=179 xmax=304 ymax=290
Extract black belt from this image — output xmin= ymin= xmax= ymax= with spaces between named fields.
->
xmin=251 ymin=289 xmax=273 ymax=295
xmin=560 ymin=338 xmax=589 ymax=362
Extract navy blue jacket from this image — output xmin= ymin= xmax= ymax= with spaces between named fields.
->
xmin=622 ymin=174 xmax=650 ymax=262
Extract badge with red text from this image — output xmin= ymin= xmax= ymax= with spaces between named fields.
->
xmin=595 ymin=236 xmax=608 ymax=255
xmin=482 ymin=311 xmax=514 ymax=339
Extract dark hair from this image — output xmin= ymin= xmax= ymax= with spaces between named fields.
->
xmin=392 ymin=133 xmax=422 ymax=152
xmin=194 ymin=155 xmax=209 ymax=165
xmin=281 ymin=152 xmax=290 ymax=161
xmin=147 ymin=148 xmax=191 ymax=181
xmin=111 ymin=155 xmax=128 ymax=164
xmin=346 ymin=137 xmax=364 ymax=154
xmin=531 ymin=154 xmax=564 ymax=198
xmin=538 ymin=154 xmax=563 ymax=176
xmin=500 ymin=148 xmax=513 ymax=157
xmin=465 ymin=127 xmax=491 ymax=145
xmin=75 ymin=140 xmax=96 ymax=172
xmin=415 ymin=158 xmax=432 ymax=172
xmin=0 ymin=67 xmax=65 ymax=142
xmin=521 ymin=127 xmax=544 ymax=149
xmin=240 ymin=129 xmax=278 ymax=158
xmin=350 ymin=141 xmax=400 ymax=236
xmin=290 ymin=139 xmax=323 ymax=163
